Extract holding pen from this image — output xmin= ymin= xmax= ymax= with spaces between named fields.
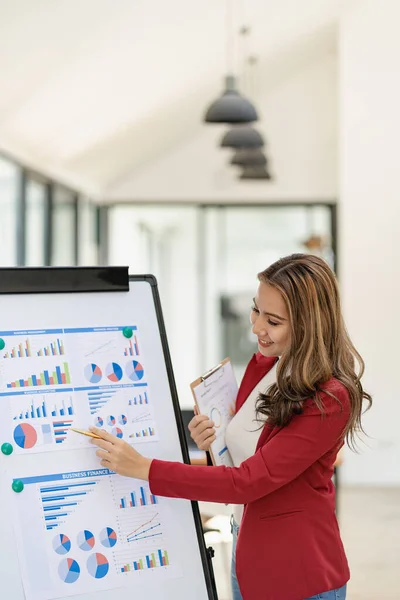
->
xmin=70 ymin=428 xmax=102 ymax=440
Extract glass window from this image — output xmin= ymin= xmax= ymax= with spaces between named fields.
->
xmin=107 ymin=203 xmax=335 ymax=407
xmin=204 ymin=205 xmax=335 ymax=380
xmin=78 ymin=197 xmax=98 ymax=265
xmin=25 ymin=178 xmax=47 ymax=266
xmin=109 ymin=205 xmax=201 ymax=409
xmin=52 ymin=186 xmax=76 ymax=266
xmin=0 ymin=157 xmax=19 ymax=266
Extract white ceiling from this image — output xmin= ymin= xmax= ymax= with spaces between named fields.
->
xmin=0 ymin=0 xmax=340 ymax=197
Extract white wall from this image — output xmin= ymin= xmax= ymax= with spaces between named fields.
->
xmin=340 ymin=0 xmax=400 ymax=485
xmin=107 ymin=48 xmax=338 ymax=202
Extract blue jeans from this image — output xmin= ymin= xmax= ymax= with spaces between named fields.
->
xmin=304 ymin=586 xmax=347 ymax=599
xmin=230 ymin=516 xmax=347 ymax=600
xmin=230 ymin=516 xmax=243 ymax=600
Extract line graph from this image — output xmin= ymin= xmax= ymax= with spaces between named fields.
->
xmin=126 ymin=512 xmax=162 ymax=543
xmin=116 ymin=508 xmax=165 ymax=549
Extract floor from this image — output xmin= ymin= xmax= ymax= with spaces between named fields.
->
xmin=340 ymin=487 xmax=400 ymax=600
xmin=204 ymin=487 xmax=400 ymax=600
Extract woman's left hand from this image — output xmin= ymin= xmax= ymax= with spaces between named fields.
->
xmin=89 ymin=427 xmax=152 ymax=480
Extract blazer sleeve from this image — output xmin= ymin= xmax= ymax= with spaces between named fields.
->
xmin=149 ymin=386 xmax=350 ymax=505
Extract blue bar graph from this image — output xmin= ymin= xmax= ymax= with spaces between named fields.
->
xmin=129 ymin=391 xmax=149 ymax=406
xmin=13 ymin=394 xmax=74 ymax=421
xmin=87 ymin=389 xmax=117 ymax=414
xmin=40 ymin=480 xmax=98 ymax=530
xmin=52 ymin=420 xmax=73 ymax=444
xmin=119 ymin=486 xmax=157 ymax=508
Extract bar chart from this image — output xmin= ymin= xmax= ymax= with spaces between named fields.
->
xmin=111 ymin=478 xmax=158 ymax=511
xmin=120 ymin=548 xmax=169 ymax=573
xmin=129 ymin=391 xmax=149 ymax=406
xmin=52 ymin=420 xmax=73 ymax=444
xmin=0 ymin=329 xmax=67 ymax=361
xmin=12 ymin=393 xmax=75 ymax=421
xmin=6 ymin=362 xmax=71 ymax=388
xmin=129 ymin=426 xmax=155 ymax=439
xmin=118 ymin=485 xmax=158 ymax=509
xmin=123 ymin=336 xmax=139 ymax=357
xmin=39 ymin=479 xmax=98 ymax=530
xmin=36 ymin=339 xmax=65 ymax=357
xmin=87 ymin=388 xmax=117 ymax=414
xmin=3 ymin=339 xmax=32 ymax=359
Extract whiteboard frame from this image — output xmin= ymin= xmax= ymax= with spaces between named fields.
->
xmin=137 ymin=273 xmax=217 ymax=598
xmin=0 ymin=267 xmax=218 ymax=600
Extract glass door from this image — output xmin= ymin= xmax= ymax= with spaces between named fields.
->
xmin=0 ymin=157 xmax=19 ymax=266
xmin=25 ymin=177 xmax=47 ymax=266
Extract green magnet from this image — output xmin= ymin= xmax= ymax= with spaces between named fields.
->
xmin=1 ymin=443 xmax=13 ymax=456
xmin=12 ymin=480 xmax=24 ymax=493
xmin=0 ymin=338 xmax=5 ymax=351
xmin=123 ymin=327 xmax=133 ymax=339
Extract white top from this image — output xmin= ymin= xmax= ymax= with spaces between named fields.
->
xmin=225 ymin=361 xmax=278 ymax=524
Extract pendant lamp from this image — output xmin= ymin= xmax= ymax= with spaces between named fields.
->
xmin=231 ymin=148 xmax=266 ymax=167
xmin=220 ymin=124 xmax=264 ymax=149
xmin=239 ymin=164 xmax=272 ymax=180
xmin=204 ymin=75 xmax=258 ymax=124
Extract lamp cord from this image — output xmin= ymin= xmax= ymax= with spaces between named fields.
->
xmin=226 ymin=0 xmax=235 ymax=76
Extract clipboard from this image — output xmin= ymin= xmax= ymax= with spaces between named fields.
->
xmin=190 ymin=358 xmax=238 ymax=467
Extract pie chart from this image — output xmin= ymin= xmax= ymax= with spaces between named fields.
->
xmin=85 ymin=363 xmax=102 ymax=384
xmin=87 ymin=553 xmax=109 ymax=579
xmin=107 ymin=415 xmax=115 ymax=426
xmin=210 ymin=407 xmax=222 ymax=428
xmin=58 ymin=558 xmax=80 ymax=584
xmin=111 ymin=427 xmax=123 ymax=439
xmin=100 ymin=527 xmax=117 ymax=548
xmin=77 ymin=530 xmax=95 ymax=551
xmin=95 ymin=416 xmax=103 ymax=427
xmin=126 ymin=360 xmax=144 ymax=382
xmin=53 ymin=534 xmax=71 ymax=555
xmin=105 ymin=362 xmax=123 ymax=383
xmin=119 ymin=414 xmax=127 ymax=425
xmin=13 ymin=423 xmax=37 ymax=449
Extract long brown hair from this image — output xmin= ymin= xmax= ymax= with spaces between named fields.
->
xmin=256 ymin=254 xmax=371 ymax=449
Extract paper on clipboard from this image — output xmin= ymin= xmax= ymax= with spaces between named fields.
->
xmin=190 ymin=358 xmax=237 ymax=467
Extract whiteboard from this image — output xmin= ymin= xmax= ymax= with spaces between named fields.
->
xmin=0 ymin=272 xmax=215 ymax=600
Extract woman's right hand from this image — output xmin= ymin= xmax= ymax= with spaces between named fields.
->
xmin=188 ymin=406 xmax=216 ymax=451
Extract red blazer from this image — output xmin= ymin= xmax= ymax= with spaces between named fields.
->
xmin=149 ymin=353 xmax=350 ymax=600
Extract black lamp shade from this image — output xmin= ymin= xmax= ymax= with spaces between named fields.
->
xmin=204 ymin=75 xmax=258 ymax=124
xmin=220 ymin=125 xmax=264 ymax=149
xmin=239 ymin=165 xmax=272 ymax=180
xmin=231 ymin=148 xmax=267 ymax=167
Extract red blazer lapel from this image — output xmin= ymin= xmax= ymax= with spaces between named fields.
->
xmin=235 ymin=353 xmax=277 ymax=412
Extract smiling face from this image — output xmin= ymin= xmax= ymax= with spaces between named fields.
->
xmin=250 ymin=281 xmax=290 ymax=357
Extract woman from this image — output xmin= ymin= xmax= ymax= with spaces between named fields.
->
xmin=90 ymin=254 xmax=371 ymax=600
